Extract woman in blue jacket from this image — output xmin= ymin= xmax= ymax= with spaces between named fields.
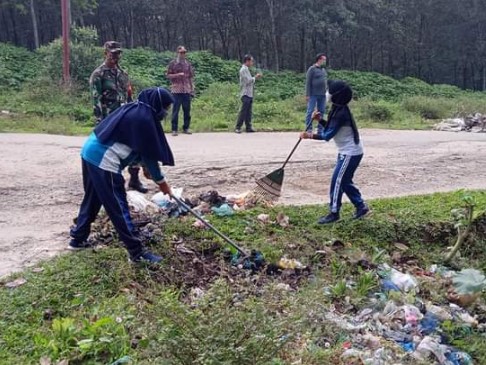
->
xmin=300 ymin=80 xmax=369 ymax=224
xmin=69 ymin=87 xmax=175 ymax=263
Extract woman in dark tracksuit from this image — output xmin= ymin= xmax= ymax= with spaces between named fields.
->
xmin=69 ymin=87 xmax=175 ymax=263
xmin=300 ymin=80 xmax=369 ymax=224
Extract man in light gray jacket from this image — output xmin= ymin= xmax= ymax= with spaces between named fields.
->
xmin=305 ymin=53 xmax=328 ymax=132
xmin=235 ymin=54 xmax=262 ymax=133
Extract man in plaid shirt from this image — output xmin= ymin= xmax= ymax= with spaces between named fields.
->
xmin=166 ymin=46 xmax=195 ymax=136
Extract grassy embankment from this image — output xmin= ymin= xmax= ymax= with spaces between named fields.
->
xmin=1 ymin=190 xmax=486 ymax=364
xmin=2 ymin=43 xmax=486 ymax=135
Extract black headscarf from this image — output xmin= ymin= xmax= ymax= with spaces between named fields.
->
xmin=325 ymin=80 xmax=360 ymax=144
xmin=94 ymin=87 xmax=175 ymax=166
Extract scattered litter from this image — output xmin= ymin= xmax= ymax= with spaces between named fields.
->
xmin=211 ymin=203 xmax=234 ymax=217
xmin=5 ymin=277 xmax=27 ymax=288
xmin=412 ymin=336 xmax=450 ymax=364
xmin=393 ymin=242 xmax=409 ymax=251
xmin=276 ymin=212 xmax=290 ymax=228
xmin=199 ymin=190 xmax=226 ymax=206
xmin=189 ymin=287 xmax=206 ymax=304
xmin=275 ymin=283 xmax=292 ymax=291
xmin=127 ymin=191 xmax=159 ymax=213
xmin=257 ymin=213 xmax=270 ymax=223
xmin=379 ymin=264 xmax=419 ymax=293
xmin=192 ymin=219 xmax=208 ymax=230
xmin=434 ymin=113 xmax=486 ymax=133
xmin=277 ymin=257 xmax=305 ymax=270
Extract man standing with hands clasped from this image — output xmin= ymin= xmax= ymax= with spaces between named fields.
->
xmin=305 ymin=53 xmax=328 ymax=132
xmin=235 ymin=54 xmax=262 ymax=134
xmin=167 ymin=45 xmax=195 ymax=136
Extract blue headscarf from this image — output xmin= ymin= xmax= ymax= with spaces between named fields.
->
xmin=94 ymin=87 xmax=175 ymax=165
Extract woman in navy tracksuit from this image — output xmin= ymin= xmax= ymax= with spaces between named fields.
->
xmin=69 ymin=87 xmax=175 ymax=263
xmin=300 ymin=80 xmax=369 ymax=224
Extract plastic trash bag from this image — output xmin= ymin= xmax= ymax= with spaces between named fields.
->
xmin=211 ymin=203 xmax=234 ymax=217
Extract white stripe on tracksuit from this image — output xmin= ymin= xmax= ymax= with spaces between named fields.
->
xmin=331 ymin=154 xmax=351 ymax=213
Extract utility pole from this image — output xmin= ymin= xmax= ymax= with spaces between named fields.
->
xmin=61 ymin=0 xmax=70 ymax=85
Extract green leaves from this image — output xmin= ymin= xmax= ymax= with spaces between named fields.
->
xmin=452 ymin=269 xmax=486 ymax=295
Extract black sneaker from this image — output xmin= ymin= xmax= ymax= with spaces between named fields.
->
xmin=354 ymin=204 xmax=370 ymax=220
xmin=318 ymin=213 xmax=340 ymax=224
xmin=246 ymin=128 xmax=256 ymax=133
xmin=130 ymin=251 xmax=163 ymax=264
xmin=235 ymin=128 xmax=241 ymax=134
xmin=182 ymin=129 xmax=192 ymax=135
xmin=68 ymin=239 xmax=94 ymax=251
xmin=171 ymin=131 xmax=178 ymax=136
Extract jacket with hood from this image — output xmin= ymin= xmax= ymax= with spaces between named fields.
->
xmin=313 ymin=80 xmax=363 ymax=156
xmin=81 ymin=87 xmax=175 ymax=183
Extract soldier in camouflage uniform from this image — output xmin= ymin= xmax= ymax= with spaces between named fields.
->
xmin=89 ymin=41 xmax=148 ymax=193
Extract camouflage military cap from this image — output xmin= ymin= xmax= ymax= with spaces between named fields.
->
xmin=104 ymin=41 xmax=122 ymax=53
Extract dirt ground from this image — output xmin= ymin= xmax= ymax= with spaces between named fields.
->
xmin=1 ymin=130 xmax=485 ymax=278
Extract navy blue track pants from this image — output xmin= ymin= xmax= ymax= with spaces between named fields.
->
xmin=329 ymin=153 xmax=365 ymax=213
xmin=70 ymin=160 xmax=143 ymax=258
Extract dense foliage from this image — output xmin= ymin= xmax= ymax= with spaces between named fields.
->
xmin=1 ymin=0 xmax=486 ymax=91
xmin=1 ymin=38 xmax=486 ymax=134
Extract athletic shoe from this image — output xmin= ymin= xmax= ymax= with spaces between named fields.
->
xmin=130 ymin=251 xmax=163 ymax=264
xmin=318 ymin=212 xmax=340 ymax=224
xmin=246 ymin=128 xmax=256 ymax=133
xmin=235 ymin=128 xmax=242 ymax=134
xmin=354 ymin=204 xmax=370 ymax=220
xmin=182 ymin=129 xmax=192 ymax=135
xmin=171 ymin=131 xmax=178 ymax=136
xmin=68 ymin=239 xmax=94 ymax=251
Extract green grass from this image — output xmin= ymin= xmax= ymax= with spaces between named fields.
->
xmin=1 ymin=190 xmax=486 ymax=364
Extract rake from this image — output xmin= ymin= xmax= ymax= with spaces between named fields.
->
xmin=253 ymin=120 xmax=314 ymax=201
xmin=171 ymin=195 xmax=265 ymax=270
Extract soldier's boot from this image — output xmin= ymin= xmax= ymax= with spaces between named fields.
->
xmin=128 ymin=167 xmax=148 ymax=194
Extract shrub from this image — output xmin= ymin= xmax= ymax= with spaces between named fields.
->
xmin=37 ymin=26 xmax=102 ymax=85
xmin=402 ymin=96 xmax=453 ymax=120
xmin=357 ymin=100 xmax=394 ymax=122
xmin=0 ymin=43 xmax=40 ymax=89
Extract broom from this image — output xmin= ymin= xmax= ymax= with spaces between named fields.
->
xmin=253 ymin=118 xmax=316 ymax=201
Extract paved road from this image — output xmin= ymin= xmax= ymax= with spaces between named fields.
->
xmin=1 ymin=130 xmax=485 ymax=277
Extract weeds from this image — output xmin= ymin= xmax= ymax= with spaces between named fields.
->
xmin=1 ymin=191 xmax=486 ymax=364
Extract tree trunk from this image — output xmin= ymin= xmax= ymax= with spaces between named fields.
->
xmin=129 ymin=8 xmax=134 ymax=48
xmin=29 ymin=0 xmax=39 ymax=48
xmin=264 ymin=0 xmax=279 ymax=72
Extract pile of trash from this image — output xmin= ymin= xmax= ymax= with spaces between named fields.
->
xmin=322 ymin=264 xmax=486 ymax=365
xmin=434 ymin=114 xmax=486 ymax=133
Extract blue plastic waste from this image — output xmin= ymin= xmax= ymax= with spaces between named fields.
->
xmin=399 ymin=341 xmax=415 ymax=353
xmin=381 ymin=279 xmax=400 ymax=292
xmin=420 ymin=312 xmax=439 ymax=335
xmin=446 ymin=351 xmax=473 ymax=365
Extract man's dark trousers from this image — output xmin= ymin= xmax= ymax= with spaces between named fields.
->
xmin=236 ymin=95 xmax=253 ymax=131
xmin=171 ymin=93 xmax=191 ymax=132
xmin=70 ymin=160 xmax=143 ymax=258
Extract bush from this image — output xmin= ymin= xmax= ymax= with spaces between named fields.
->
xmin=402 ymin=96 xmax=453 ymax=120
xmin=0 ymin=43 xmax=40 ymax=89
xmin=356 ymin=99 xmax=394 ymax=122
xmin=37 ymin=26 xmax=102 ymax=85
